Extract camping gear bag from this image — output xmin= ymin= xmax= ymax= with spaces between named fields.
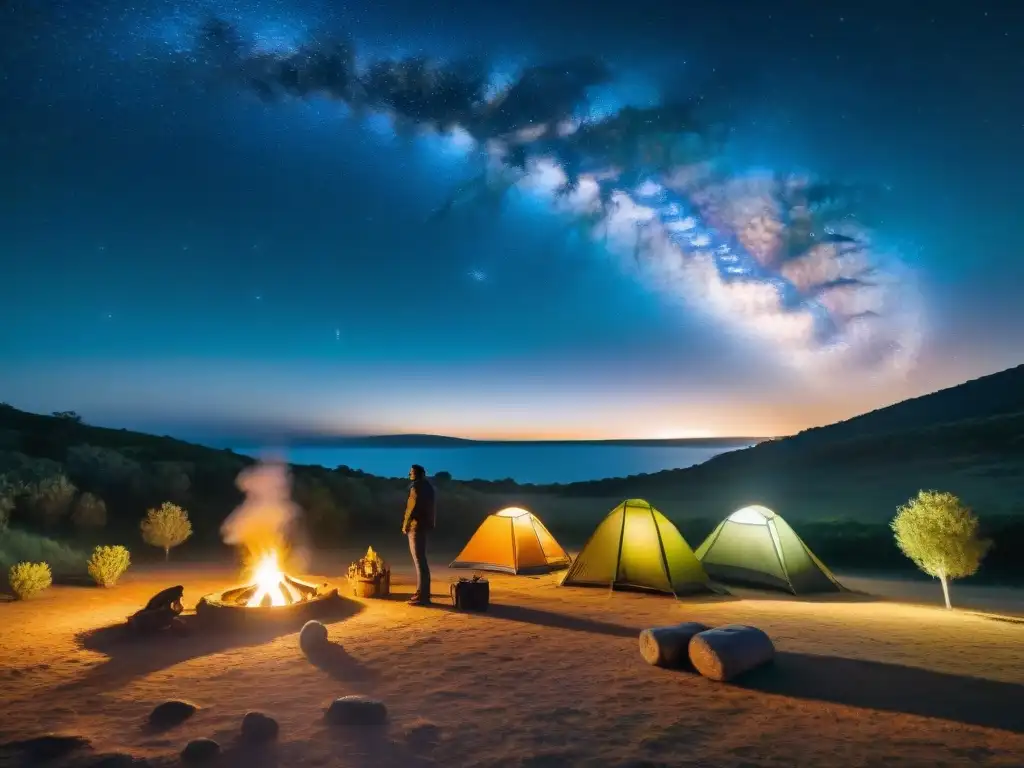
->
xmin=450 ymin=575 xmax=489 ymax=611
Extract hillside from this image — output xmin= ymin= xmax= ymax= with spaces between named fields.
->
xmin=2 ymin=364 xmax=1023 ymax=582
xmin=556 ymin=365 xmax=1024 ymax=520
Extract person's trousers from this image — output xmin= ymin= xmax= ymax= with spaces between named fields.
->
xmin=408 ymin=529 xmax=431 ymax=599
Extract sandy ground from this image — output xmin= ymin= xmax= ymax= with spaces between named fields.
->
xmin=1 ymin=548 xmax=1023 ymax=768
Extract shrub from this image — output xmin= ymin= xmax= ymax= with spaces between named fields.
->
xmin=24 ymin=473 xmax=77 ymax=528
xmin=9 ymin=561 xmax=52 ymax=599
xmin=141 ymin=502 xmax=193 ymax=560
xmin=71 ymin=492 xmax=107 ymax=530
xmin=892 ymin=490 xmax=992 ymax=609
xmin=87 ymin=545 xmax=131 ymax=587
xmin=0 ymin=528 xmax=86 ymax=578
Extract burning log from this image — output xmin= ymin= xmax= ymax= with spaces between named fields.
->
xmin=347 ymin=546 xmax=390 ymax=598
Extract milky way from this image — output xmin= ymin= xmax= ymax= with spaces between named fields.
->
xmin=185 ymin=17 xmax=922 ymax=378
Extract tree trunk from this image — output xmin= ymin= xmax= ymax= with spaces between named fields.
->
xmin=164 ymin=547 xmax=170 ymax=562
xmin=939 ymin=571 xmax=952 ymax=610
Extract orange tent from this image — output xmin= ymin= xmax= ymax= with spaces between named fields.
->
xmin=450 ymin=507 xmax=571 ymax=574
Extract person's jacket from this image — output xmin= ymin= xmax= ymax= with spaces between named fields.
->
xmin=403 ymin=478 xmax=436 ymax=532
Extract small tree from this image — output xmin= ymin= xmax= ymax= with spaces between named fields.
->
xmin=141 ymin=502 xmax=193 ymax=560
xmin=891 ymin=490 xmax=991 ymax=609
xmin=72 ymin=492 xmax=107 ymax=531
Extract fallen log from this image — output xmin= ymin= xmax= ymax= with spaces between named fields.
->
xmin=688 ymin=624 xmax=775 ymax=682
xmin=638 ymin=622 xmax=710 ymax=668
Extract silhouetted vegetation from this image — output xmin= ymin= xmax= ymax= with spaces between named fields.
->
xmin=1 ymin=364 xmax=1023 ymax=584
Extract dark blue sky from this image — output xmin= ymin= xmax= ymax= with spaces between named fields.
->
xmin=1 ymin=0 xmax=1021 ymax=439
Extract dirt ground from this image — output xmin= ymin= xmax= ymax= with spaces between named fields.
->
xmin=1 ymin=547 xmax=1023 ymax=768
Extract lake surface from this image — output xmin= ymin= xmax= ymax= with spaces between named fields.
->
xmin=233 ymin=443 xmax=751 ymax=485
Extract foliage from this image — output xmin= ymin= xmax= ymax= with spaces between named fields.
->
xmin=24 ymin=473 xmax=77 ymax=528
xmin=8 ymin=561 xmax=52 ymax=599
xmin=0 ymin=528 xmax=87 ymax=578
xmin=52 ymin=411 xmax=84 ymax=423
xmin=141 ymin=502 xmax=193 ymax=559
xmin=72 ymin=492 xmax=108 ymax=530
xmin=891 ymin=490 xmax=991 ymax=607
xmin=0 ymin=474 xmax=21 ymax=531
xmin=87 ymin=544 xmax=131 ymax=587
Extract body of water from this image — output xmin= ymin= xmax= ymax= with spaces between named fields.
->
xmin=233 ymin=444 xmax=750 ymax=485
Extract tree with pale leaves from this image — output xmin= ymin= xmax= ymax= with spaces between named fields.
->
xmin=891 ymin=490 xmax=990 ymax=610
xmin=140 ymin=502 xmax=193 ymax=560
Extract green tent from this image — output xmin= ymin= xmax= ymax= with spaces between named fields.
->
xmin=695 ymin=505 xmax=844 ymax=594
xmin=560 ymin=499 xmax=715 ymax=595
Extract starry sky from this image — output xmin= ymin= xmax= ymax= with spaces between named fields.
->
xmin=0 ymin=0 xmax=1021 ymax=441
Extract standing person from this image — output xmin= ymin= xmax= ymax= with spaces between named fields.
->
xmin=402 ymin=464 xmax=436 ymax=605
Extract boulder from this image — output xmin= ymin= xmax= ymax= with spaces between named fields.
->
xmin=240 ymin=711 xmax=279 ymax=743
xmin=299 ymin=620 xmax=329 ymax=654
xmin=324 ymin=695 xmax=388 ymax=726
xmin=180 ymin=738 xmax=220 ymax=763
xmin=148 ymin=700 xmax=197 ymax=729
xmin=1 ymin=734 xmax=90 ymax=761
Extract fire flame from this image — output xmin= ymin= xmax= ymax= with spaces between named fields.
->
xmin=247 ymin=551 xmax=288 ymax=607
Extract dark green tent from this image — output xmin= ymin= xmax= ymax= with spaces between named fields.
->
xmin=695 ymin=505 xmax=844 ymax=594
xmin=560 ymin=499 xmax=715 ymax=595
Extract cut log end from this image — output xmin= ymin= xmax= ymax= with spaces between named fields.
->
xmin=638 ymin=622 xmax=711 ymax=668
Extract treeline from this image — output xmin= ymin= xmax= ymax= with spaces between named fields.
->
xmin=1 ymin=404 xmax=1023 ymax=584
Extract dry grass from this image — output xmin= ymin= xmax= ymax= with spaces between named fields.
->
xmin=0 ymin=547 xmax=1022 ymax=767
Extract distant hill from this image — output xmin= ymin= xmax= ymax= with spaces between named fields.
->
xmin=242 ymin=433 xmax=764 ymax=449
xmin=782 ymin=364 xmax=1024 ymax=445
xmin=558 ymin=364 xmax=1024 ymax=523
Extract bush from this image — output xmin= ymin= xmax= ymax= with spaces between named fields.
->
xmin=24 ymin=473 xmax=77 ymax=528
xmin=72 ymin=492 xmax=107 ymax=530
xmin=9 ymin=561 xmax=52 ymax=599
xmin=141 ymin=501 xmax=193 ymax=560
xmin=0 ymin=528 xmax=86 ymax=578
xmin=87 ymin=545 xmax=131 ymax=587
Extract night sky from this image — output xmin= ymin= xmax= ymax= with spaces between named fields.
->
xmin=1 ymin=0 xmax=1021 ymax=440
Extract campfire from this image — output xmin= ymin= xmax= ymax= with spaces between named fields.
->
xmin=196 ymin=549 xmax=341 ymax=624
xmin=216 ymin=551 xmax=325 ymax=608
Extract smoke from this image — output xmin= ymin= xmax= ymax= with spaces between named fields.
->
xmin=221 ymin=459 xmax=305 ymax=568
xmin=190 ymin=19 xmax=923 ymax=379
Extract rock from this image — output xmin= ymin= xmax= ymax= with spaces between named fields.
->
xmin=87 ymin=753 xmax=152 ymax=767
xmin=148 ymin=699 xmax=197 ymax=729
xmin=324 ymin=695 xmax=388 ymax=726
xmin=299 ymin=620 xmax=328 ymax=654
xmin=240 ymin=711 xmax=279 ymax=743
xmin=404 ymin=720 xmax=441 ymax=752
xmin=180 ymin=738 xmax=220 ymax=763
xmin=2 ymin=734 xmax=91 ymax=761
